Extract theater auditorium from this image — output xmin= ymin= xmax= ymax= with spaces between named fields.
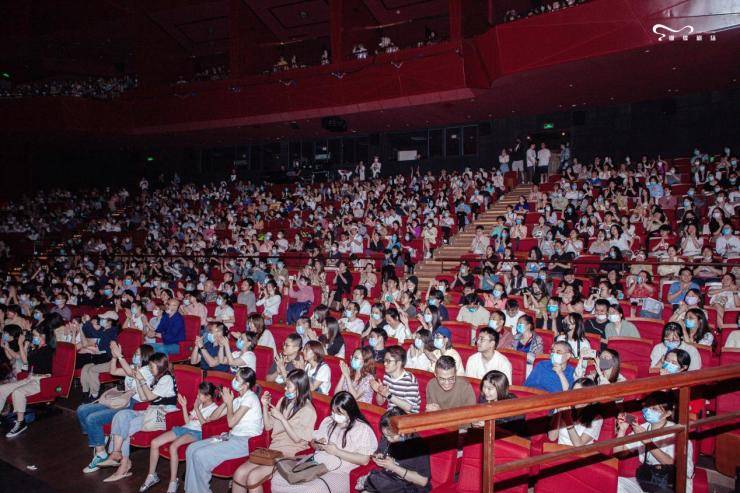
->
xmin=0 ymin=1 xmax=738 ymax=492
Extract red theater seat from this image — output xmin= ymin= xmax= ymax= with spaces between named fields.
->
xmin=13 ymin=342 xmax=76 ymax=407
xmin=534 ymin=443 xmax=618 ymax=493
xmin=498 ymin=349 xmax=527 ymax=386
xmin=606 ymin=337 xmax=653 ymax=377
xmin=254 ymin=345 xmax=274 ymax=380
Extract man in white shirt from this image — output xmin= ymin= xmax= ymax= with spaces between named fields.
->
xmin=350 ymin=226 xmax=364 ymax=254
xmin=465 ymin=327 xmax=513 ymax=385
xmin=536 ymin=142 xmax=551 ymax=184
xmin=716 ymin=227 xmax=739 ymax=258
xmin=525 ymin=143 xmax=537 ymax=184
xmin=503 ymin=299 xmax=525 ymax=329
xmin=470 ymin=225 xmax=490 ymax=254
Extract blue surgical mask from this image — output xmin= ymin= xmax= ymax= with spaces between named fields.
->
xmin=344 ymin=310 xmax=352 ymax=319
xmin=516 ymin=323 xmax=526 ymax=334
xmin=685 ymin=319 xmax=697 ymax=329
xmin=124 ymin=279 xmax=133 ymax=286
xmin=132 ymin=354 xmax=142 ymax=367
xmin=433 ymin=338 xmax=445 ymax=350
xmin=1 ymin=333 xmax=9 ymax=342
xmin=423 ymin=313 xmax=433 ymax=323
xmin=33 ymin=312 xmax=42 ymax=321
xmin=492 ymin=289 xmax=503 ymax=298
xmin=231 ymin=378 xmax=242 ymax=392
xmin=488 ymin=319 xmax=498 ymax=329
xmin=467 ymin=307 xmax=477 ymax=313
xmin=664 ymin=340 xmax=680 ymax=351
xmin=216 ymin=298 xmax=223 ymax=306
xmin=661 ymin=361 xmax=680 ymax=374
xmin=206 ymin=333 xmax=215 ymax=344
xmin=642 ymin=407 xmax=663 ymax=424
xmin=414 ymin=338 xmax=424 ymax=350
xmin=547 ymin=304 xmax=558 ymax=313
xmin=427 ymin=299 xmax=438 ymax=306
xmin=550 ymin=353 xmax=564 ymax=366
xmin=284 ymin=391 xmax=296 ymax=400
xmin=368 ymin=337 xmax=378 ymax=348
xmin=296 ymin=326 xmax=305 ymax=336
xmin=236 ymin=339 xmax=245 ymax=351
xmin=371 ymin=313 xmax=382 ymax=321
xmin=103 ymin=289 xmax=113 ymax=296
xmin=32 ymin=336 xmax=41 ymax=346
xmin=351 ymin=358 xmax=363 ymax=370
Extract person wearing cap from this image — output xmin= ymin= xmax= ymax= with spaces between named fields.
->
xmin=429 ymin=327 xmax=465 ymax=375
xmin=78 ymin=311 xmax=121 ymax=401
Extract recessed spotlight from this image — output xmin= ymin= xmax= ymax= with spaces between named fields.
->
xmin=672 ymin=66 xmax=677 ymax=70
xmin=569 ymin=84 xmax=574 ymax=88
xmin=644 ymin=49 xmax=650 ymax=53
xmin=571 ymin=104 xmax=576 ymax=107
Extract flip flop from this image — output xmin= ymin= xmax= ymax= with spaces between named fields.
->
xmin=103 ymin=471 xmax=132 ymax=482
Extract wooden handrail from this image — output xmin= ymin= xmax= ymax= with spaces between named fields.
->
xmin=391 ymin=364 xmax=740 ymax=493
xmin=391 ymin=364 xmax=740 ymax=433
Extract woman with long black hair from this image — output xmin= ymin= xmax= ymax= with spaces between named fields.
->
xmin=271 ymin=391 xmax=378 ymax=493
xmin=232 ymin=369 xmax=317 ymax=493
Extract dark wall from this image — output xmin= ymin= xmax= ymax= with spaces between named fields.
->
xmin=4 ymin=87 xmax=738 ymax=196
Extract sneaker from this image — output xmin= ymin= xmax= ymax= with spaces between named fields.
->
xmin=5 ymin=420 xmax=27 ymax=438
xmin=139 ymin=473 xmax=160 ymax=492
xmin=166 ymin=479 xmax=179 ymax=493
xmin=83 ymin=453 xmax=109 ymax=473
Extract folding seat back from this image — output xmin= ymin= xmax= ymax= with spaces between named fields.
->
xmin=233 ymin=303 xmax=248 ymax=332
xmin=606 ymin=337 xmax=653 ymax=377
xmin=456 ymin=432 xmax=530 ymax=493
xmin=342 ymin=332 xmax=362 ymax=361
xmin=409 ymin=369 xmax=434 ymax=409
xmin=269 ymin=324 xmax=295 ymax=351
xmin=254 ymin=345 xmax=274 ymax=380
xmin=322 ymin=355 xmax=343 ymax=390
xmin=498 ymin=349 xmax=527 ymax=386
xmin=631 ymin=318 xmax=665 ymax=346
xmin=535 ymin=329 xmax=554 ymax=353
xmin=444 ymin=321 xmax=474 ymax=346
xmin=455 ymin=344 xmax=477 ymax=367
xmin=534 ymin=443 xmax=618 ymax=493
xmin=173 ymin=365 xmax=203 ymax=405
xmin=118 ymin=328 xmax=143 ymax=360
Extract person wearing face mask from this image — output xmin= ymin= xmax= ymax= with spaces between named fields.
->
xmin=49 ymin=292 xmax=71 ymax=321
xmin=295 ymin=340 xmax=331 ymax=394
xmin=670 ymin=307 xmax=714 ymax=346
xmin=605 ymin=305 xmax=640 ymax=338
xmin=272 ymin=391 xmax=377 ymax=493
xmin=207 ymin=293 xmax=235 ymax=330
xmin=715 ymin=225 xmax=740 ymax=258
xmin=577 ymin=348 xmax=626 ymax=385
xmin=336 ymin=348 xmax=376 ymax=403
xmin=78 ymin=343 xmax=155 ymax=473
xmin=659 ymin=348 xmax=691 ymax=376
xmin=667 ymin=268 xmax=700 ymax=306
xmin=232 ymin=369 xmax=317 ymax=493
xmin=450 ymin=262 xmax=474 ymax=291
xmin=524 ymin=341 xmax=574 ymax=393
xmin=267 ymin=334 xmax=303 ymax=384
xmin=77 ymin=311 xmax=120 ymax=373
xmin=583 ymin=299 xmax=610 ymax=339
xmin=285 ymin=275 xmax=315 ymax=324
xmin=649 ymin=323 xmax=701 ymax=373
xmin=222 ymin=331 xmax=257 ymax=373
xmin=2 ymin=326 xmax=54 ymax=438
xmin=190 ymin=322 xmax=230 ymax=372
xmin=365 ymin=327 xmax=388 ymax=363
xmin=184 ymin=367 xmax=263 ymax=493
xmin=555 ymin=313 xmax=592 ymax=358
xmin=180 ymin=291 xmax=207 ymax=329
xmin=405 ymin=329 xmax=434 ymax=372
xmin=614 ymin=391 xmax=695 ymax=493
xmin=338 ymin=302 xmax=364 ymax=335
xmin=99 ymin=352 xmax=178 ymax=481
xmin=151 ymin=299 xmax=185 ymax=355
xmin=139 ymin=382 xmax=220 ymax=493
xmin=360 ymin=407 xmax=431 ymax=493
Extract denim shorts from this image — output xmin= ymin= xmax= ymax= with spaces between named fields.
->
xmin=172 ymin=426 xmax=202 ymax=440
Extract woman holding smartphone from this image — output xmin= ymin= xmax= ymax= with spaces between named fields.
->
xmin=232 ymin=369 xmax=316 ymax=493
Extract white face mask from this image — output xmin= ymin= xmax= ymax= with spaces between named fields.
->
xmin=332 ymin=413 xmax=348 ymax=424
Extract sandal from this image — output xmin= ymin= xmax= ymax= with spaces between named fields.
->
xmin=103 ymin=471 xmax=132 ymax=482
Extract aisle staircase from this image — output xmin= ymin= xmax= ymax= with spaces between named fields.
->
xmin=414 ymin=183 xmax=531 ymax=291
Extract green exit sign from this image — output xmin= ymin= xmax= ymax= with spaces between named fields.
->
xmin=543 ymin=122 xmax=554 ymax=130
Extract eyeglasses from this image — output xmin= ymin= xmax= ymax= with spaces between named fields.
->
xmin=383 ymin=358 xmax=397 ymax=365
xmin=437 ymin=376 xmax=457 ymax=384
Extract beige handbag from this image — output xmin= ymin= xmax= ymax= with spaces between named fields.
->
xmin=97 ymin=388 xmax=136 ymax=410
xmin=141 ymin=405 xmax=167 ymax=431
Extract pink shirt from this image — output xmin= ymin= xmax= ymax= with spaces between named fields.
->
xmin=289 ymin=284 xmax=315 ymax=304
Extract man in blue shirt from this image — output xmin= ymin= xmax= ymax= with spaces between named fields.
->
xmin=666 ymin=268 xmax=699 ymax=306
xmin=151 ymin=299 xmax=186 ymax=354
xmin=190 ymin=322 xmax=229 ymax=372
xmin=524 ymin=341 xmax=574 ymax=393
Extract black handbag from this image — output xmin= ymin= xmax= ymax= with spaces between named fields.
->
xmin=636 ymin=463 xmax=676 ymax=493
